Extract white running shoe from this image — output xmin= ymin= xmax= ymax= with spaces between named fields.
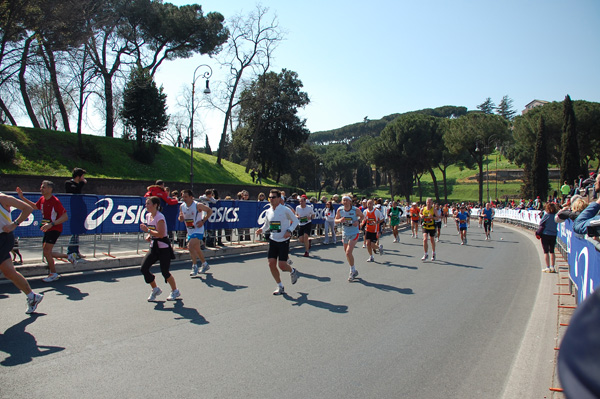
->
xmin=393 ymin=238 xmax=398 ymax=243
xmin=200 ymin=262 xmax=210 ymax=273
xmin=273 ymin=286 xmax=285 ymax=295
xmin=148 ymin=286 xmax=162 ymax=301
xmin=42 ymin=273 xmax=59 ymax=283
xmin=431 ymin=253 xmax=436 ymax=261
xmin=366 ymin=256 xmax=374 ymax=262
xmin=26 ymin=293 xmax=44 ymax=314
xmin=67 ymin=253 xmax=76 ymax=264
xmin=379 ymin=245 xmax=383 ymax=255
xmin=190 ymin=263 xmax=199 ymax=277
xmin=290 ymin=268 xmax=299 ymax=285
xmin=348 ymin=270 xmax=359 ymax=281
xmin=362 ymin=243 xmax=366 ymax=248
xmin=421 ymin=254 xmax=428 ymax=261
xmin=166 ymin=289 xmax=181 ymax=301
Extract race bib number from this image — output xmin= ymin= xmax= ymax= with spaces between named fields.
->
xmin=42 ymin=218 xmax=52 ymax=225
xmin=269 ymin=221 xmax=281 ymax=232
xmin=391 ymin=215 xmax=399 ymax=221
xmin=300 ymin=216 xmax=308 ymax=223
xmin=184 ymin=218 xmax=195 ymax=228
xmin=344 ymin=217 xmax=353 ymax=226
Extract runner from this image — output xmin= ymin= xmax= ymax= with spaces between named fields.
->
xmin=295 ymin=195 xmax=315 ymax=257
xmin=0 ymin=192 xmax=44 ymax=314
xmin=323 ymin=200 xmax=336 ymax=245
xmin=456 ymin=204 xmax=470 ymax=245
xmin=362 ymin=199 xmax=384 ymax=262
xmin=140 ymin=196 xmax=180 ymax=302
xmin=409 ymin=202 xmax=420 ymax=238
xmin=16 ymin=181 xmax=70 ymax=282
xmin=421 ymin=198 xmax=437 ymax=261
xmin=255 ymin=189 xmax=300 ymax=295
xmin=434 ymin=202 xmax=443 ymax=242
xmin=179 ymin=189 xmax=213 ymax=276
xmin=442 ymin=203 xmax=449 ymax=226
xmin=335 ymin=195 xmax=364 ymax=282
xmin=388 ymin=200 xmax=403 ymax=243
xmin=481 ymin=202 xmax=494 ymax=240
xmin=359 ymin=199 xmax=368 ymax=248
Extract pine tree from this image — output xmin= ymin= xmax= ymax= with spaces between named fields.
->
xmin=205 ymin=135 xmax=212 ymax=155
xmin=559 ymin=94 xmax=581 ymax=185
xmin=532 ymin=115 xmax=549 ymax=200
xmin=496 ymin=95 xmax=516 ymax=120
xmin=477 ymin=97 xmax=495 ymax=114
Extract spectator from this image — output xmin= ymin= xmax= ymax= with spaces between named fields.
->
xmin=257 ymin=192 xmax=267 ymax=202
xmin=256 ymin=169 xmax=263 ymax=184
xmin=323 ymin=200 xmax=336 ymax=244
xmin=573 ymin=174 xmax=600 ymax=237
xmin=145 ymin=180 xmax=178 ymax=205
xmin=250 ymin=169 xmax=256 ymax=183
xmin=65 ymin=167 xmax=87 ymax=262
xmin=332 ymin=194 xmax=340 ymax=204
xmin=199 ymin=188 xmax=223 ymax=246
xmin=537 ymin=202 xmax=559 ymax=273
xmin=238 ymin=190 xmax=251 ymax=241
xmin=556 ymin=195 xmax=586 ymax=224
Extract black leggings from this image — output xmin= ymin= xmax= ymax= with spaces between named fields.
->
xmin=483 ymin=220 xmax=492 ymax=233
xmin=140 ymin=247 xmax=172 ymax=284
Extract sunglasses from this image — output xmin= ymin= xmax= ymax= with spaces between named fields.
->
xmin=268 ymin=196 xmax=279 ymax=199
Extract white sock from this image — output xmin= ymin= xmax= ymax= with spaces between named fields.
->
xmin=350 ymin=265 xmax=356 ymax=273
xmin=27 ymin=291 xmax=35 ymax=300
xmin=278 ymin=282 xmax=284 ymax=288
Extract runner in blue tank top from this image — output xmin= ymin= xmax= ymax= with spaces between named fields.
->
xmin=335 ymin=196 xmax=364 ymax=281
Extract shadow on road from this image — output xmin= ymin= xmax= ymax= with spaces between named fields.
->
xmin=41 ymin=284 xmax=89 ymax=301
xmin=197 ymin=273 xmax=248 ymax=292
xmin=0 ymin=314 xmax=65 ymax=366
xmin=296 ymin=270 xmax=331 ymax=283
xmin=153 ymin=300 xmax=209 ymax=325
xmin=354 ymin=278 xmax=414 ymax=295
xmin=285 ymin=292 xmax=348 ymax=313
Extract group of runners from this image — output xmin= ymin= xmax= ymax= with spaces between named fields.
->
xmin=1 ymin=181 xmax=498 ymax=312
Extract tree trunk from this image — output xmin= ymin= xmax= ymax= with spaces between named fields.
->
xmin=19 ymin=36 xmax=40 ymax=129
xmin=416 ymin=174 xmax=423 ymax=203
xmin=0 ymin=97 xmax=17 ymax=125
xmin=441 ymin=167 xmax=448 ymax=204
xmin=103 ymin=72 xmax=114 ymax=137
xmin=41 ymin=42 xmax=71 ymax=132
xmin=478 ymin=158 xmax=484 ymax=205
xmin=428 ymin=166 xmax=440 ymax=202
xmin=217 ymin=73 xmax=243 ymax=165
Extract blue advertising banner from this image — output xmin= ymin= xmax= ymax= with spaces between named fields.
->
xmin=558 ymin=219 xmax=600 ymax=303
xmin=6 ymin=193 xmax=340 ymax=237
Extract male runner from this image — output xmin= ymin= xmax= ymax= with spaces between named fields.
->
xmin=456 ymin=205 xmax=470 ymax=245
xmin=335 ymin=195 xmax=364 ymax=281
xmin=481 ymin=202 xmax=494 ymax=240
xmin=421 ymin=198 xmax=436 ymax=261
xmin=362 ymin=199 xmax=384 ymax=262
xmin=434 ymin=202 xmax=443 ymax=242
xmin=17 ymin=181 xmax=69 ymax=282
xmin=179 ymin=189 xmax=213 ymax=276
xmin=0 ymin=192 xmax=44 ymax=313
xmin=256 ymin=189 xmax=299 ymax=295
xmin=409 ymin=202 xmax=420 ymax=238
xmin=295 ymin=195 xmax=315 ymax=257
xmin=388 ymin=201 xmax=403 ymax=243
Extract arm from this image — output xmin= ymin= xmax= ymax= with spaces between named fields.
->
xmin=15 ymin=187 xmax=37 ymax=209
xmin=0 ymin=194 xmax=33 ymax=233
xmin=286 ymin=208 xmax=300 ymax=237
xmin=196 ymin=202 xmax=212 ymax=228
xmin=42 ymin=208 xmax=68 ymax=232
xmin=573 ymin=201 xmax=600 ymax=235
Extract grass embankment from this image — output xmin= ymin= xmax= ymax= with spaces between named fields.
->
xmin=0 ymin=125 xmax=274 ymax=186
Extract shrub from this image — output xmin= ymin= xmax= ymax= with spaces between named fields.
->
xmin=0 ymin=139 xmax=18 ymax=163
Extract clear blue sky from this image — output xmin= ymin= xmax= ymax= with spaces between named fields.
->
xmin=154 ymin=1 xmax=600 ymax=145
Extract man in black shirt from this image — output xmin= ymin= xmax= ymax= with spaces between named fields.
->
xmin=65 ymin=168 xmax=87 ymax=262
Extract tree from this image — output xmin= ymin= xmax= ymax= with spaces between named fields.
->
xmin=121 ymin=65 xmax=168 ymax=150
xmin=560 ymin=94 xmax=582 ymax=185
xmin=204 ymin=135 xmax=212 ymax=155
xmin=531 ymin=115 xmax=549 ymax=200
xmin=496 ymin=95 xmax=516 ymax=120
xmin=213 ymin=5 xmax=283 ymax=165
xmin=477 ymin=97 xmax=495 ymax=114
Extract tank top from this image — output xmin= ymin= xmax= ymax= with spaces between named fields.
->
xmin=0 ymin=201 xmax=12 ymax=231
xmin=421 ymin=207 xmax=435 ymax=229
xmin=364 ymin=209 xmax=380 ymax=233
xmin=180 ymin=200 xmax=205 ymax=235
xmin=339 ymin=206 xmax=359 ymax=236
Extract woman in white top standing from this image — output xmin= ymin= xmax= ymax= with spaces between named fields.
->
xmin=323 ymin=201 xmax=336 ymax=244
xmin=140 ymin=196 xmax=180 ymax=302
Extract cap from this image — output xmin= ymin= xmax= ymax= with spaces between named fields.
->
xmin=301 ymin=194 xmax=307 ymax=199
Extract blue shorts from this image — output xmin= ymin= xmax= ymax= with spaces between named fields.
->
xmin=187 ymin=233 xmax=204 ymax=242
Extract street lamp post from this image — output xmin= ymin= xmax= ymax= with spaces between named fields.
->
xmin=189 ymin=64 xmax=213 ymax=191
xmin=475 ymin=134 xmax=500 ymax=204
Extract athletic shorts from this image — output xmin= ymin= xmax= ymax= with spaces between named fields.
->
xmin=365 ymin=231 xmax=378 ymax=241
xmin=459 ymin=226 xmax=468 ymax=231
xmin=298 ymin=223 xmax=312 ymax=237
xmin=423 ymin=228 xmax=436 ymax=237
xmin=434 ymin=221 xmax=442 ymax=229
xmin=342 ymin=233 xmax=360 ymax=245
xmin=541 ymin=234 xmax=557 ymax=254
xmin=187 ymin=233 xmax=204 ymax=242
xmin=0 ymin=232 xmax=14 ymax=263
xmin=483 ymin=220 xmax=492 ymax=229
xmin=267 ymin=239 xmax=290 ymax=261
xmin=43 ymin=230 xmax=61 ymax=244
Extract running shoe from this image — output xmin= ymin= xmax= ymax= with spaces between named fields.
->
xmin=303 ymin=251 xmax=309 ymax=257
xmin=290 ymin=268 xmax=299 ymax=284
xmin=26 ymin=293 xmax=44 ymax=314
xmin=166 ymin=289 xmax=181 ymax=301
xmin=431 ymin=253 xmax=436 ymax=261
xmin=379 ymin=245 xmax=383 ymax=255
xmin=550 ymin=267 xmax=556 ymax=273
xmin=393 ymin=238 xmax=398 ymax=243
xmin=543 ymin=268 xmax=551 ymax=273
xmin=200 ymin=262 xmax=210 ymax=273
xmin=367 ymin=256 xmax=374 ymax=262
xmin=42 ymin=273 xmax=59 ymax=283
xmin=362 ymin=243 xmax=366 ymax=248
xmin=147 ymin=286 xmax=162 ymax=302
xmin=190 ymin=263 xmax=199 ymax=277
xmin=421 ymin=253 xmax=428 ymax=261
xmin=273 ymin=286 xmax=285 ymax=295
xmin=287 ymin=258 xmax=294 ymax=266
xmin=67 ymin=253 xmax=76 ymax=264
xmin=348 ymin=270 xmax=359 ymax=281
xmin=461 ymin=241 xmax=465 ymax=245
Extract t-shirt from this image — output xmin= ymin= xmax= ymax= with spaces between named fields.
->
xmin=145 ymin=211 xmax=168 ymax=248
xmin=35 ymin=195 xmax=66 ymax=233
xmin=457 ymin=211 xmax=469 ymax=228
xmin=421 ymin=207 xmax=435 ymax=230
xmin=295 ymin=204 xmax=315 ymax=226
xmin=261 ymin=204 xmax=299 ymax=242
xmin=324 ymin=208 xmax=336 ymax=222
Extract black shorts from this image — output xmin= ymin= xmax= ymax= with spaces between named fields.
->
xmin=298 ymin=223 xmax=312 ymax=237
xmin=43 ymin=230 xmax=61 ymax=244
xmin=365 ymin=231 xmax=378 ymax=241
xmin=541 ymin=234 xmax=557 ymax=254
xmin=268 ymin=239 xmax=290 ymax=261
xmin=0 ymin=232 xmax=14 ymax=263
xmin=423 ymin=228 xmax=436 ymax=237
xmin=434 ymin=221 xmax=442 ymax=229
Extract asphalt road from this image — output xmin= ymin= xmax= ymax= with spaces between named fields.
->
xmin=0 ymin=224 xmax=542 ymax=399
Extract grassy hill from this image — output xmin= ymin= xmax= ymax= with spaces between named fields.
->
xmin=0 ymin=125 xmax=275 ymax=186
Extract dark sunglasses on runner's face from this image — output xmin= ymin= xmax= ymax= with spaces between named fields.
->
xmin=269 ymin=196 xmax=278 ymax=199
